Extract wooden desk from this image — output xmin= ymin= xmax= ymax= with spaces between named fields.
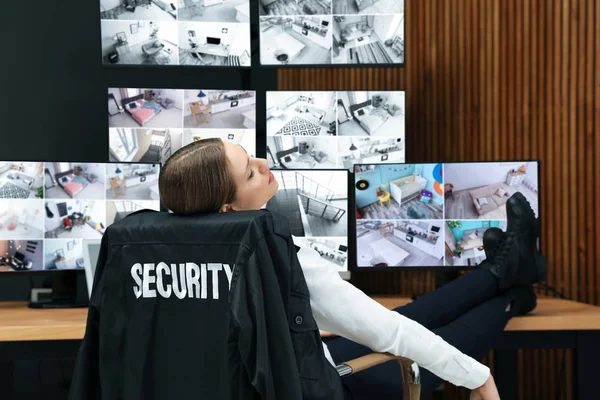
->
xmin=1 ymin=298 xmax=599 ymax=399
xmin=0 ymin=302 xmax=86 ymax=342
xmin=372 ymin=296 xmax=600 ymax=399
xmin=372 ymin=296 xmax=600 ymax=331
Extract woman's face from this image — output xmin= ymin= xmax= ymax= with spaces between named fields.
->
xmin=220 ymin=140 xmax=279 ymax=212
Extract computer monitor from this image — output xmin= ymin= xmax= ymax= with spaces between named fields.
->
xmin=258 ymin=2 xmax=405 ymax=66
xmin=0 ymin=160 xmax=161 ymax=307
xmin=353 ymin=161 xmax=540 ymax=269
xmin=99 ymin=2 xmax=251 ymax=67
xmin=83 ymin=239 xmax=102 ymax=299
xmin=108 ymin=88 xmax=257 ymax=160
xmin=264 ymin=169 xmax=351 ymax=279
xmin=266 ymin=91 xmax=405 ymax=171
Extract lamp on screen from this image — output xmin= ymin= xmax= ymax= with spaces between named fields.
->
xmin=197 ymin=90 xmax=208 ymax=105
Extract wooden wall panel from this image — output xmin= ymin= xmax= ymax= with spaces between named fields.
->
xmin=278 ymin=0 xmax=598 ymax=399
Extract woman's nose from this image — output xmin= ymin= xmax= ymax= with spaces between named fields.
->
xmin=258 ymin=159 xmax=269 ymax=173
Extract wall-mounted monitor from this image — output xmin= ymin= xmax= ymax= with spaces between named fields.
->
xmin=0 ymin=161 xmax=160 ymax=273
xmin=99 ymin=0 xmax=251 ymax=67
xmin=108 ymin=88 xmax=257 ymax=162
xmin=266 ymin=91 xmax=405 ymax=170
xmin=264 ymin=169 xmax=351 ymax=279
xmin=353 ymin=161 xmax=540 ymax=269
xmin=259 ymin=0 xmax=405 ymax=66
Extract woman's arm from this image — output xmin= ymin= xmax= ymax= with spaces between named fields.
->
xmin=295 ymin=243 xmax=490 ymax=391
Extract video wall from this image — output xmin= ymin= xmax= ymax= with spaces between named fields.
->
xmin=354 ymin=161 xmax=540 ymax=268
xmin=108 ymin=88 xmax=257 ymax=163
xmin=266 ymin=91 xmax=405 ymax=170
xmin=0 ymin=161 xmax=160 ymax=272
xmin=99 ymin=0 xmax=251 ymax=67
xmin=264 ymin=169 xmax=349 ymax=273
xmin=259 ymin=0 xmax=404 ymax=66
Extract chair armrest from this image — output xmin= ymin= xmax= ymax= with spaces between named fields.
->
xmin=336 ymin=352 xmax=421 ymax=400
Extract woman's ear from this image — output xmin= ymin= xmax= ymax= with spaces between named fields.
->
xmin=219 ymin=204 xmax=235 ymax=213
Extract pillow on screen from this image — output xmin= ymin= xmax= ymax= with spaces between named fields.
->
xmin=128 ymin=102 xmax=137 ymax=109
xmin=495 ymin=187 xmax=507 ymax=197
xmin=477 ymin=197 xmax=488 ymax=206
xmin=357 ymin=109 xmax=365 ymax=116
xmin=60 ymin=176 xmax=69 ymax=183
xmin=468 ymin=232 xmax=478 ymax=241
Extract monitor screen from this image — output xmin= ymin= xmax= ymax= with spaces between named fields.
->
xmin=259 ymin=1 xmax=404 ymax=66
xmin=354 ymin=161 xmax=540 ymax=268
xmin=0 ymin=161 xmax=160 ymax=273
xmin=108 ymin=88 xmax=257 ymax=161
xmin=83 ymin=239 xmax=102 ymax=298
xmin=264 ymin=169 xmax=350 ymax=277
xmin=266 ymin=91 xmax=405 ymax=170
xmin=99 ymin=1 xmax=251 ymax=67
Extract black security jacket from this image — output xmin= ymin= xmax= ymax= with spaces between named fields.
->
xmin=68 ymin=209 xmax=345 ymax=400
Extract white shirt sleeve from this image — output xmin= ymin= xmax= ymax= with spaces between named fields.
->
xmin=294 ymin=238 xmax=490 ymax=391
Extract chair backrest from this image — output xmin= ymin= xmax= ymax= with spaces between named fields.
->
xmin=70 ymin=209 xmax=345 ymax=400
xmin=98 ymin=209 xmax=273 ymax=399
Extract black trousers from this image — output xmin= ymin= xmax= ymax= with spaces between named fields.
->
xmin=326 ymin=269 xmax=519 ymax=399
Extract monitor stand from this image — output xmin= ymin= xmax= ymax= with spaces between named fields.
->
xmin=28 ymin=270 xmax=88 ymax=309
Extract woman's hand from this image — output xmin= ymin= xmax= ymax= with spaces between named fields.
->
xmin=470 ymin=374 xmax=500 ymax=400
xmin=319 ymin=330 xmax=338 ymax=338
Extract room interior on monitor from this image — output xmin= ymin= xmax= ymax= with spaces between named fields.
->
xmin=265 ymin=170 xmax=348 ymax=237
xmin=178 ymin=0 xmax=250 ymax=23
xmin=444 ymin=220 xmax=508 ymax=267
xmin=183 ymin=90 xmax=256 ymax=129
xmin=0 ymin=240 xmax=43 ymax=272
xmin=108 ymin=88 xmax=184 ymax=129
xmin=106 ymin=163 xmax=160 ymax=201
xmin=337 ymin=91 xmax=405 ymax=137
xmin=332 ymin=13 xmax=404 ymax=65
xmin=259 ymin=0 xmax=332 ymax=16
xmin=0 ymin=162 xmax=44 ymax=199
xmin=0 ymin=161 xmax=161 ymax=273
xmin=265 ymin=91 xmax=405 ymax=171
xmin=356 ymin=219 xmax=444 ymax=267
xmin=100 ymin=0 xmax=177 ymax=21
xmin=355 ymin=163 xmax=444 ymax=220
xmin=45 ymin=163 xmax=107 ymax=200
xmin=294 ymin=236 xmax=350 ymax=278
xmin=183 ymin=129 xmax=256 ymax=156
xmin=108 ymin=88 xmax=256 ymax=161
xmin=260 ymin=16 xmax=333 ymax=65
xmin=444 ymin=161 xmax=539 ymax=220
xmin=354 ymin=161 xmax=539 ymax=268
xmin=109 ymin=128 xmax=184 ymax=163
xmin=178 ymin=22 xmax=250 ymax=66
xmin=101 ymin=20 xmax=179 ymax=65
xmin=267 ymin=91 xmax=337 ymax=137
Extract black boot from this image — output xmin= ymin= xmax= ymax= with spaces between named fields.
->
xmin=482 ymin=227 xmax=504 ymax=259
xmin=506 ymin=193 xmax=547 ymax=285
xmin=481 ymin=232 xmax=521 ymax=291
xmin=505 ymin=285 xmax=537 ymax=315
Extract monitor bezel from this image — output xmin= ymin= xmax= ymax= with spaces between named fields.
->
xmin=349 ymin=159 xmax=542 ymax=271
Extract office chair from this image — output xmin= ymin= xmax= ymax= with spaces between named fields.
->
xmin=70 ymin=209 xmax=420 ymax=400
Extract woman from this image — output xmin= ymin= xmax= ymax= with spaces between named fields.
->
xmin=158 ymin=138 xmax=545 ymax=400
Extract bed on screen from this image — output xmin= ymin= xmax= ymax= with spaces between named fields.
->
xmin=55 ymin=170 xmax=90 ymax=198
xmin=369 ymin=238 xmax=410 ymax=266
xmin=350 ymin=100 xmax=390 ymax=135
xmin=121 ymin=94 xmax=162 ymax=127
